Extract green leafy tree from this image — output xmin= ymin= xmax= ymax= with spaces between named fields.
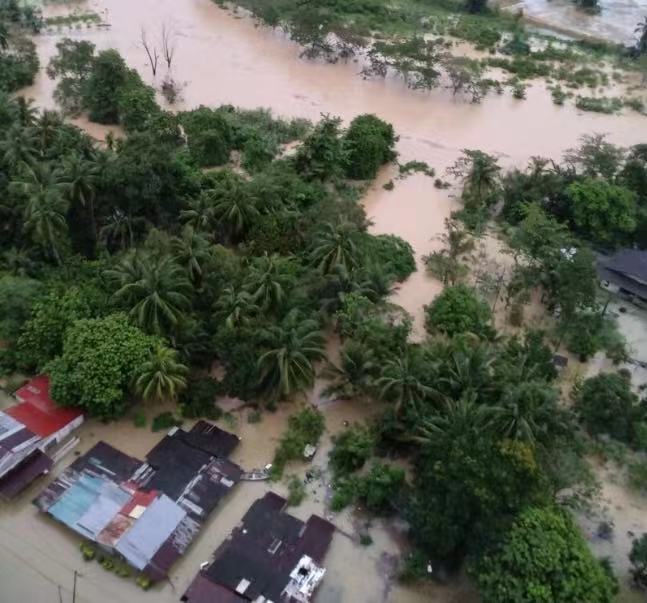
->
xmin=344 ymin=114 xmax=396 ymax=179
xmin=575 ymin=372 xmax=643 ymax=445
xmin=294 ymin=115 xmax=346 ymax=180
xmin=410 ymin=405 xmax=544 ymax=560
xmin=0 ymin=275 xmax=44 ymax=342
xmin=16 ymin=286 xmax=102 ymax=369
xmin=474 ymin=506 xmax=617 ymax=603
xmin=424 ymin=284 xmax=494 ymax=339
xmin=84 ymin=49 xmax=131 ymax=123
xmin=258 ymin=311 xmax=326 ymax=400
xmin=47 ymin=38 xmax=96 ymax=114
xmin=568 ymin=178 xmax=636 ymax=247
xmin=133 ymin=343 xmax=188 ymax=402
xmin=48 ymin=313 xmax=155 ymax=418
xmin=424 ymin=218 xmax=475 ymax=285
xmin=564 ymin=133 xmax=625 ymax=179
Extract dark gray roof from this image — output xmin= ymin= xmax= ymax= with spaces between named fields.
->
xmin=185 ymin=493 xmax=335 ymax=603
xmin=602 ymin=249 xmax=647 ymax=283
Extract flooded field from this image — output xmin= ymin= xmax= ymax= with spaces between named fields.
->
xmin=514 ymin=0 xmax=645 ymax=44
xmin=4 ymin=0 xmax=647 ymax=601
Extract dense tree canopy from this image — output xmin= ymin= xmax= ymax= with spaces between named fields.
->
xmin=48 ymin=313 xmax=156 ymax=418
xmin=474 ymin=506 xmax=617 ymax=603
xmin=424 ymin=284 xmax=494 ymax=339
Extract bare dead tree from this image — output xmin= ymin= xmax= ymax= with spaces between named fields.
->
xmin=141 ymin=27 xmax=159 ymax=76
xmin=161 ymin=23 xmax=176 ymax=70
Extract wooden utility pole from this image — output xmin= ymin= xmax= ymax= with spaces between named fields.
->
xmin=72 ymin=570 xmax=78 ymax=603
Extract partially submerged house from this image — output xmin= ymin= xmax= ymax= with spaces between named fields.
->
xmin=181 ymin=492 xmax=334 ymax=603
xmin=598 ymin=249 xmax=647 ymax=303
xmin=34 ymin=421 xmax=242 ymax=582
xmin=0 ymin=376 xmax=83 ymax=499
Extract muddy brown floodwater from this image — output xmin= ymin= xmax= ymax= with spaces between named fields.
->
xmin=5 ymin=0 xmax=647 ymax=601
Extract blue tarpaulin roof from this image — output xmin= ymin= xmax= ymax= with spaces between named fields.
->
xmin=49 ymin=473 xmax=105 ymax=535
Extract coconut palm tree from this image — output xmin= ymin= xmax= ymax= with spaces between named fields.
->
xmin=309 ymin=222 xmax=362 ymax=274
xmin=134 ymin=343 xmax=188 ymax=402
xmin=58 ymin=152 xmax=100 ymax=243
xmin=170 ymin=225 xmax=212 ymax=289
xmin=0 ymin=124 xmax=37 ymax=170
xmin=413 ymin=394 xmax=495 ymax=446
xmin=34 ymin=110 xmax=62 ymax=150
xmin=463 ymin=150 xmax=501 ymax=207
xmin=100 ymin=209 xmax=134 ymax=251
xmin=180 ymin=191 xmax=216 ymax=232
xmin=15 ymin=97 xmax=38 ymax=128
xmin=14 ymin=163 xmax=68 ymax=264
xmin=257 ymin=311 xmax=326 ymax=399
xmin=209 ymin=176 xmax=259 ymax=242
xmin=490 ymin=381 xmax=564 ymax=444
xmin=323 ymin=340 xmax=377 ymax=400
xmin=106 ymin=252 xmax=192 ymax=337
xmin=1 ymin=247 xmax=36 ymax=276
xmin=376 ymin=351 xmax=437 ymax=415
xmin=439 ymin=339 xmax=495 ymax=401
xmin=243 ymin=254 xmax=295 ymax=313
xmin=214 ymin=286 xmax=259 ymax=329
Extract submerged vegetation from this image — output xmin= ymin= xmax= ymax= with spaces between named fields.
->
xmin=218 ymin=0 xmax=647 ymax=112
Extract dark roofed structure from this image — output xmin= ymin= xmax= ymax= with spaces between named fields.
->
xmin=181 ymin=492 xmax=334 ymax=603
xmin=34 ymin=422 xmax=242 ymax=583
xmin=598 ymin=249 xmax=647 ymax=301
xmin=0 ymin=375 xmax=83 ymax=499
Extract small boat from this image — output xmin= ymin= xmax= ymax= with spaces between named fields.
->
xmin=240 ymin=468 xmax=270 ymax=481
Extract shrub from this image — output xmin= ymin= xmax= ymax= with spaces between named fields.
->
xmin=355 ymin=463 xmax=405 ymax=515
xmin=179 ymin=377 xmax=223 ymax=420
xmin=365 ymin=234 xmax=416 ymax=281
xmin=287 ymin=475 xmax=306 ymax=506
xmin=133 ymin=411 xmax=146 ymax=428
xmin=329 ymin=424 xmax=375 ymax=476
xmin=80 ymin=542 xmax=96 ymax=561
xmin=151 ymin=411 xmax=183 ymax=432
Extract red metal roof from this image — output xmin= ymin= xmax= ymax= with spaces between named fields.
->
xmin=8 ymin=376 xmax=83 ymax=438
